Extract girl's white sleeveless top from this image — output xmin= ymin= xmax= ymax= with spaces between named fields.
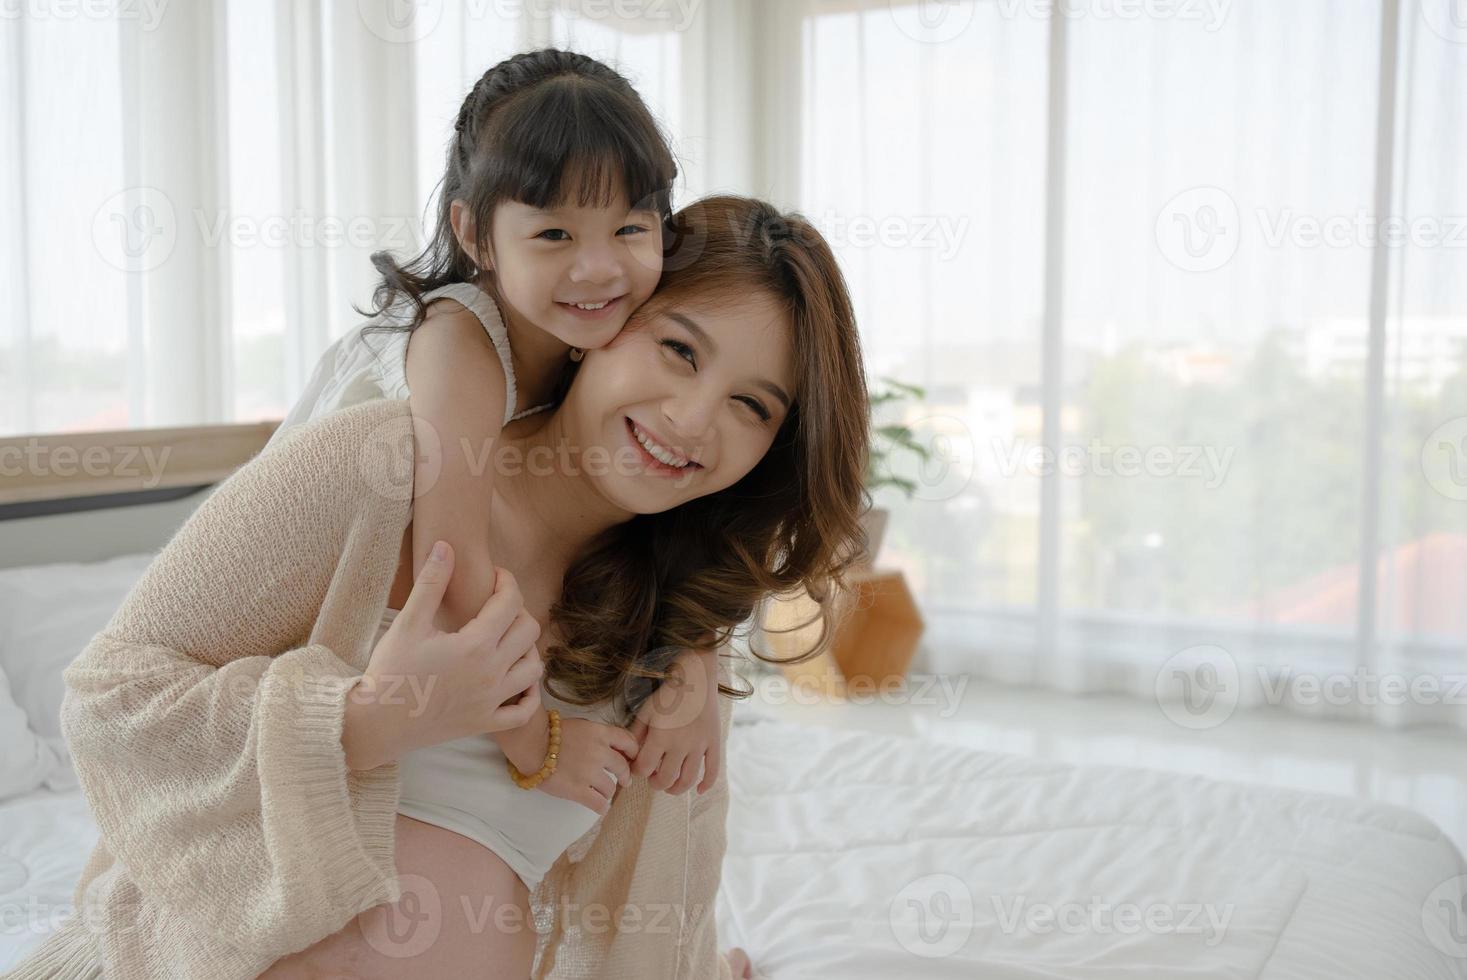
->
xmin=376 ymin=606 xmax=630 ymax=891
xmin=264 ymin=281 xmax=552 ymax=456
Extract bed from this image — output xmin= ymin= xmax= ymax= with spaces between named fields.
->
xmin=3 ymin=704 xmax=1465 ymax=979
xmin=2 ymin=425 xmax=1465 ymax=978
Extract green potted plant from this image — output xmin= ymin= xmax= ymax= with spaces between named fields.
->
xmin=860 ymin=376 xmax=932 ymax=569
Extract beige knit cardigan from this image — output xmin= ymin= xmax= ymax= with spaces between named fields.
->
xmin=4 ymin=397 xmax=733 ymax=980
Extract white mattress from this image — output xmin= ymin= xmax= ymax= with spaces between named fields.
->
xmin=3 ymin=719 xmax=1463 ymax=978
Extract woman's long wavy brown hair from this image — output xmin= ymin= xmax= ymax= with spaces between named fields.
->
xmin=544 ymin=195 xmax=872 ymax=712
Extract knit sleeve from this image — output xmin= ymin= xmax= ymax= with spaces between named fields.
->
xmin=57 ymin=401 xmax=408 ymax=956
xmin=675 ymin=686 xmax=735 ymax=980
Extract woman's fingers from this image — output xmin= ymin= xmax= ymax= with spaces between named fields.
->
xmin=395 ymin=540 xmax=454 ymax=636
xmin=486 ymin=681 xmax=540 ymax=730
xmin=590 ymin=772 xmax=617 ymax=809
xmin=492 ymin=654 xmax=545 ymax=707
xmin=461 ymin=567 xmax=523 ymax=648
xmin=601 ymin=748 xmax=633 ymax=787
xmin=493 ymin=611 xmax=541 ymax=665
xmin=605 ymin=725 xmax=640 ymax=762
xmin=498 ymin=650 xmax=543 ymax=698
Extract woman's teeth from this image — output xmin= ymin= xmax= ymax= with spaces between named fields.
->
xmin=631 ymin=421 xmax=691 ymax=468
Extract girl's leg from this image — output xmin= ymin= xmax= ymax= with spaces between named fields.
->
xmin=258 ymin=814 xmax=535 ymax=980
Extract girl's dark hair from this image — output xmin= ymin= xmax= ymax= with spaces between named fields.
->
xmin=356 ymin=48 xmax=677 ymax=332
xmin=543 ymin=195 xmax=872 ymax=714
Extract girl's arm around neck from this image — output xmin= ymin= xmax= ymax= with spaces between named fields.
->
xmin=403 ymin=303 xmax=510 ymax=635
xmin=405 ymin=306 xmax=564 ymax=771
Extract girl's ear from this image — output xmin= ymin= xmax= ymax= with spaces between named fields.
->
xmin=450 ymin=199 xmax=492 ymax=271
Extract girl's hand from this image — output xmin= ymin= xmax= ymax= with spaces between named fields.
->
xmin=345 ymin=541 xmax=544 ymax=770
xmin=629 ymin=649 xmax=722 ymax=795
xmin=536 ymin=718 xmax=640 ymax=815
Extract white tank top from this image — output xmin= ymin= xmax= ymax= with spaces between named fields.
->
xmin=264 ymin=281 xmax=554 ymax=456
xmin=376 ymin=606 xmax=629 ymax=892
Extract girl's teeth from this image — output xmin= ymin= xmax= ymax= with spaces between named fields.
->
xmin=573 ymin=301 xmax=609 ymax=311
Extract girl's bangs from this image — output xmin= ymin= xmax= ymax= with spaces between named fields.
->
xmin=485 ymin=80 xmax=674 ymax=214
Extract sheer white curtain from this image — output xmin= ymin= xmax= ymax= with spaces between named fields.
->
xmin=2 ymin=6 xmax=134 ymax=433
xmin=785 ymin=0 xmax=1466 ymax=731
xmin=0 ymin=0 xmax=707 ymax=434
xmin=4 ymin=0 xmax=1462 ymax=729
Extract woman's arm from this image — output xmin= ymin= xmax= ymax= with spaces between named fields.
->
xmin=58 ymin=402 xmax=408 ymax=956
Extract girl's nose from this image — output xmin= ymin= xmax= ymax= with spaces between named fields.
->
xmin=569 ymin=242 xmax=623 ymax=286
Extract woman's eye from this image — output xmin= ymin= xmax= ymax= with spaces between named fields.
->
xmin=661 ymin=339 xmax=696 ymax=367
xmin=537 ymin=229 xmax=571 ymax=241
xmin=737 ymin=396 xmax=772 ymax=422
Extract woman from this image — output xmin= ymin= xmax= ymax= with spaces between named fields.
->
xmin=6 ymin=196 xmax=868 ymax=979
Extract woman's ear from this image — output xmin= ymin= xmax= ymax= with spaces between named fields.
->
xmin=450 ymin=199 xmax=492 ymax=272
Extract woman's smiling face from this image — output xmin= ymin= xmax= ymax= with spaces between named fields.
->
xmin=559 ymin=289 xmax=797 ymax=514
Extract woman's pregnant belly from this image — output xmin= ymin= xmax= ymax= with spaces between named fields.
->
xmin=259 ymin=813 xmax=537 ymax=978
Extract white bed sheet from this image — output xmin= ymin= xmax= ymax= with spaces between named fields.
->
xmin=0 ymin=788 xmax=99 ymax=972
xmin=3 ymin=719 xmax=1463 ymax=978
xmin=716 ymin=715 xmax=1467 ymax=980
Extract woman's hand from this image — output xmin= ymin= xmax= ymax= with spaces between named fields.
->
xmin=343 ymin=540 xmax=544 ymax=770
xmin=536 ymin=718 xmax=640 ymax=815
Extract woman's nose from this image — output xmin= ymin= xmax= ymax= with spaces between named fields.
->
xmin=663 ymin=388 xmax=718 ymax=445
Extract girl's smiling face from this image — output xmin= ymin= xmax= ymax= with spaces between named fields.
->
xmin=453 ymin=188 xmax=664 ymax=352
xmin=559 ymin=289 xmax=797 ymax=514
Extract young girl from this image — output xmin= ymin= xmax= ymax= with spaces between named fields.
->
xmin=268 ymin=50 xmax=723 ymax=829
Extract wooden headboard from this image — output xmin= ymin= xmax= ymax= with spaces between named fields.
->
xmin=0 ymin=420 xmax=280 ymax=568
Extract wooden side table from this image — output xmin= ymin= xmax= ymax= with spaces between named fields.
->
xmin=760 ymin=567 xmax=925 ymax=700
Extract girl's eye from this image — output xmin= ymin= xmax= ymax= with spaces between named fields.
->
xmin=737 ymin=396 xmax=773 ymax=422
xmin=537 ymin=229 xmax=571 ymax=241
xmin=617 ymin=224 xmax=649 ymax=236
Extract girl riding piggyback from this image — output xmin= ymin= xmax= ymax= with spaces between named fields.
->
xmin=270 ymin=49 xmax=723 ymax=810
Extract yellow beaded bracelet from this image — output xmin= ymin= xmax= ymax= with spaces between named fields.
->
xmin=507 ymin=709 xmax=561 ymax=790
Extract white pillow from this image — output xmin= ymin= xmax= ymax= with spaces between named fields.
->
xmin=0 ymin=552 xmax=157 ymax=793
